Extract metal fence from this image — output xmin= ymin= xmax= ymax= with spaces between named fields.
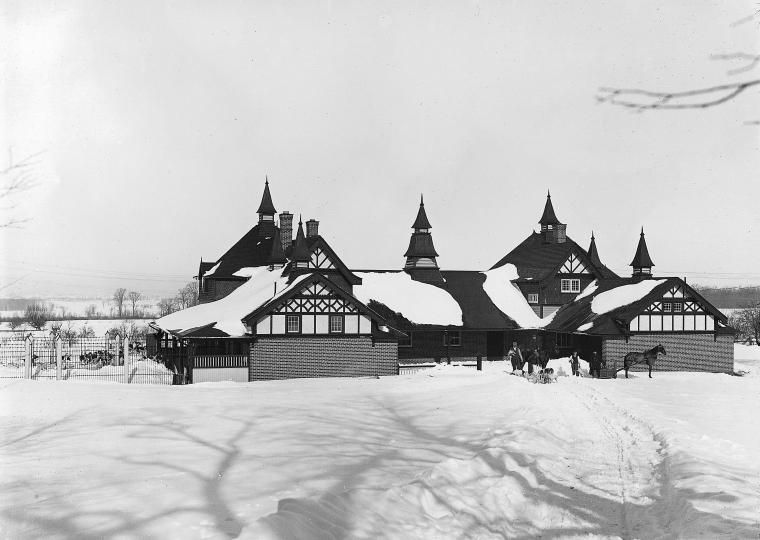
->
xmin=0 ymin=335 xmax=174 ymax=385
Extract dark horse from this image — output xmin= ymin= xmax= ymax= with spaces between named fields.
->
xmin=622 ymin=344 xmax=666 ymax=378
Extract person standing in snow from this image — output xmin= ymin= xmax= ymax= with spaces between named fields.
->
xmin=526 ymin=347 xmax=539 ymax=375
xmin=570 ymin=351 xmax=580 ymax=377
xmin=507 ymin=341 xmax=523 ymax=371
xmin=538 ymin=347 xmax=549 ymax=369
xmin=589 ymin=351 xmax=603 ymax=378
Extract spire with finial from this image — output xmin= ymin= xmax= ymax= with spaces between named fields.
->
xmin=291 ymin=215 xmax=310 ymax=268
xmin=404 ymin=194 xmax=443 ymax=283
xmin=411 ymin=194 xmax=432 ymax=230
xmin=539 ymin=190 xmax=560 ymax=226
xmin=630 ymin=227 xmax=655 ymax=278
xmin=268 ymin=227 xmax=287 ymax=267
xmin=538 ymin=190 xmax=566 ymax=243
xmin=587 ymin=231 xmax=603 ymax=268
xmin=257 ymin=177 xmax=277 ymax=217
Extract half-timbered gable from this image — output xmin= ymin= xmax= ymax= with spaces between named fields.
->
xmin=286 ymin=235 xmax=362 ymax=292
xmin=627 ymin=282 xmax=723 ymax=334
xmin=244 ymin=274 xmax=380 ymax=337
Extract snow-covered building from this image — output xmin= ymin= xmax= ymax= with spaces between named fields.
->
xmin=151 ymin=183 xmax=733 ymax=382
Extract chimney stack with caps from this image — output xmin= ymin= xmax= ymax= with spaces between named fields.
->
xmin=279 ymin=212 xmax=293 ymax=252
xmin=306 ymin=219 xmax=319 ymax=238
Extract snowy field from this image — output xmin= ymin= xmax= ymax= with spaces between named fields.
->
xmin=1 ymin=347 xmax=759 ymax=539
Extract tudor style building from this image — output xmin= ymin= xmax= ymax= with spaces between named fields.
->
xmin=490 ymin=192 xmax=617 ymax=317
xmin=152 ymin=182 xmax=734 ymax=383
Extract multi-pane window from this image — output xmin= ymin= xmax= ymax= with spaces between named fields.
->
xmin=329 ymin=315 xmax=344 ymax=334
xmin=527 ymin=293 xmax=539 ymax=304
xmin=673 ymin=303 xmax=682 ymax=313
xmin=561 ymin=279 xmax=581 ymax=293
xmin=443 ymin=331 xmax=462 ymax=347
xmin=286 ymin=315 xmax=301 ymax=333
xmin=663 ymin=303 xmax=672 ymax=313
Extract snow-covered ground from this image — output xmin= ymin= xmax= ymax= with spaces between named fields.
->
xmin=1 ymin=347 xmax=758 ymax=539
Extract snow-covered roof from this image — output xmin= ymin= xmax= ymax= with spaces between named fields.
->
xmin=482 ymin=264 xmax=554 ymax=328
xmin=203 ymin=262 xmax=221 ymax=278
xmin=353 ymin=272 xmax=462 ymax=326
xmin=591 ymin=279 xmax=666 ymax=315
xmin=155 ymin=268 xmax=308 ymax=337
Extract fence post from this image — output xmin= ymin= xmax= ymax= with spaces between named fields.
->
xmin=25 ymin=336 xmax=32 ymax=379
xmin=113 ymin=335 xmax=120 ymax=367
xmin=123 ymin=336 xmax=129 ymax=383
xmin=56 ymin=337 xmax=63 ymax=380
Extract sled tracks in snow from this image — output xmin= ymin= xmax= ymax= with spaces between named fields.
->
xmin=567 ymin=383 xmax=679 ymax=539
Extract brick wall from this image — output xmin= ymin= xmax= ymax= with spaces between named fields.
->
xmin=250 ymin=336 xmax=398 ymax=380
xmin=602 ymin=334 xmax=733 ymax=374
xmin=399 ymin=331 xmax=487 ymax=364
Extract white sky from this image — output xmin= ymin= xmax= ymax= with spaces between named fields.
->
xmin=1 ymin=1 xmax=758 ymax=298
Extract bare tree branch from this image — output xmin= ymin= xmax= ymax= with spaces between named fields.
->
xmin=597 ymin=79 xmax=760 ymax=111
xmin=711 ymin=52 xmax=760 ymax=75
xmin=1 ymin=149 xmax=45 ymax=228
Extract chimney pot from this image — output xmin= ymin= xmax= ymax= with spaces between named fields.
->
xmin=279 ymin=211 xmax=293 ymax=252
xmin=306 ymin=219 xmax=319 ymax=238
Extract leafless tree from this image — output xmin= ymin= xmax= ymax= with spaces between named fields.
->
xmin=24 ymin=302 xmax=52 ymax=330
xmin=598 ymin=9 xmax=759 ymax=119
xmin=78 ymin=324 xmax=95 ymax=338
xmin=730 ymin=304 xmax=760 ymax=345
xmin=1 ymin=150 xmax=43 ymax=228
xmin=175 ymin=282 xmax=199 ymax=310
xmin=113 ymin=288 xmax=128 ymax=318
xmin=127 ymin=291 xmax=142 ymax=317
xmin=84 ymin=304 xmax=98 ymax=318
xmin=157 ymin=298 xmax=176 ymax=317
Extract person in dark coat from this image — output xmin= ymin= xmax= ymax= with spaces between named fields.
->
xmin=526 ymin=347 xmax=539 ymax=375
xmin=570 ymin=351 xmax=580 ymax=377
xmin=538 ymin=348 xmax=549 ymax=369
xmin=589 ymin=351 xmax=603 ymax=378
xmin=507 ymin=342 xmax=523 ymax=371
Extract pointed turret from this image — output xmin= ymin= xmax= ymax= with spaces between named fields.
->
xmin=538 ymin=190 xmax=567 ymax=244
xmin=539 ymin=190 xmax=560 ymax=226
xmin=404 ymin=195 xmax=443 ymax=283
xmin=268 ymin=227 xmax=287 ymax=268
xmin=587 ymin=232 xmax=602 ymax=268
xmin=257 ymin=178 xmax=277 ymax=217
xmin=411 ymin=194 xmax=432 ymax=230
xmin=630 ymin=227 xmax=655 ymax=278
xmin=291 ymin=217 xmax=310 ymax=269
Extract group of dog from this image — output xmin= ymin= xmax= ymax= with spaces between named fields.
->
xmin=511 ymin=366 xmax=557 ymax=384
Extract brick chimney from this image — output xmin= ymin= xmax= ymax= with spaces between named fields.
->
xmin=279 ymin=211 xmax=293 ymax=252
xmin=306 ymin=219 xmax=319 ymax=238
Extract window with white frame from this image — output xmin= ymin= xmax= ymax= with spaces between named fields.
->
xmin=329 ymin=314 xmax=344 ymax=334
xmin=663 ymin=302 xmax=672 ymax=313
xmin=673 ymin=303 xmax=682 ymax=313
xmin=443 ymin=331 xmax=462 ymax=347
xmin=286 ymin=315 xmax=301 ymax=333
xmin=527 ymin=293 xmax=539 ymax=304
xmin=561 ymin=279 xmax=581 ymax=293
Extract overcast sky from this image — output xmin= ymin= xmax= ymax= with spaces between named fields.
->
xmin=1 ymin=1 xmax=758 ymax=298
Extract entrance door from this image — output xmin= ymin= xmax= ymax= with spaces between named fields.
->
xmin=486 ymin=331 xmax=505 ymax=361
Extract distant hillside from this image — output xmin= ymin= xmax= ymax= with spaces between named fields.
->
xmin=693 ymin=286 xmax=760 ymax=309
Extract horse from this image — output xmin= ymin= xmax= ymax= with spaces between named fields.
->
xmin=621 ymin=344 xmax=666 ymax=379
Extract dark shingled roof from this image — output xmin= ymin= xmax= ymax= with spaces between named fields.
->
xmin=490 ymin=232 xmax=618 ymax=280
xmin=197 ymin=261 xmax=216 ymax=279
xmin=404 ymin=233 xmax=439 ymax=258
xmin=547 ymin=277 xmax=731 ymax=336
xmin=438 ymin=271 xmax=520 ymax=329
xmin=630 ymin=228 xmax=655 ymax=268
xmin=411 ymin=196 xmax=432 ymax=230
xmin=268 ymin=228 xmax=287 ymax=265
xmin=256 ymin=179 xmax=277 ymax=215
xmin=291 ymin=220 xmax=310 ymax=262
xmin=208 ymin=225 xmax=277 ymax=278
xmin=539 ymin=192 xmax=561 ymax=225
